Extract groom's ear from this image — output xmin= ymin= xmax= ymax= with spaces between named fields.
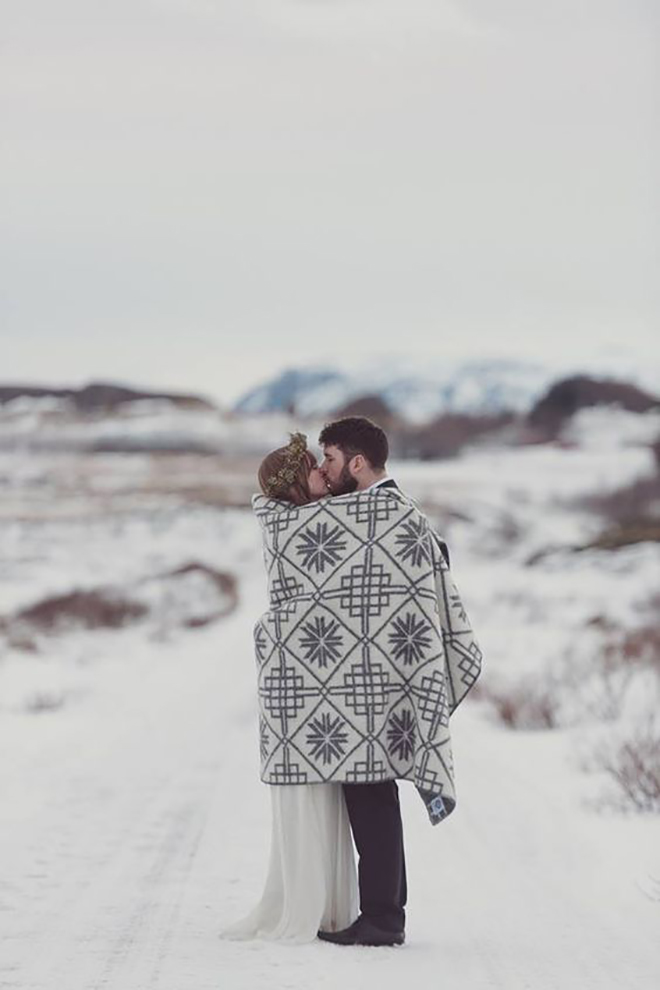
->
xmin=350 ymin=453 xmax=365 ymax=474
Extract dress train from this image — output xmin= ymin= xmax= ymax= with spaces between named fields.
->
xmin=219 ymin=782 xmax=359 ymax=944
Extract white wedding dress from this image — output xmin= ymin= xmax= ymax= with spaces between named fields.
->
xmin=219 ymin=782 xmax=359 ymax=944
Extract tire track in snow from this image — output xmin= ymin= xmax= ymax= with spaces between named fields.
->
xmin=90 ymin=797 xmax=211 ymax=990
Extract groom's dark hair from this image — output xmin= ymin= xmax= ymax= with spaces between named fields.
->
xmin=318 ymin=417 xmax=388 ymax=469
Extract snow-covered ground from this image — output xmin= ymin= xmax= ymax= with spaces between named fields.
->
xmin=0 ymin=393 xmax=303 ymax=456
xmin=1 ymin=405 xmax=659 ymax=988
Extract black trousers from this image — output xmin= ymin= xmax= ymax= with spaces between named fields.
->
xmin=342 ymin=780 xmax=407 ymax=932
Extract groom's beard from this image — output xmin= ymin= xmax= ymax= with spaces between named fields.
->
xmin=330 ymin=465 xmax=358 ymax=495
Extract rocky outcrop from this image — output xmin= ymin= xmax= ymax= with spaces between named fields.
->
xmin=329 ymin=394 xmax=401 ymax=431
xmin=0 ymin=381 xmax=216 ymax=412
xmin=528 ymin=375 xmax=660 ymax=437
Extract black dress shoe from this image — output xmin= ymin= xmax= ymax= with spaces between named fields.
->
xmin=318 ymin=917 xmax=405 ymax=947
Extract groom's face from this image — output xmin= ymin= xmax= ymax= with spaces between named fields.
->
xmin=319 ymin=444 xmax=358 ymax=495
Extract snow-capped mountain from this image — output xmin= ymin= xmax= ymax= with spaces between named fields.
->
xmin=233 ymin=354 xmax=659 ymax=424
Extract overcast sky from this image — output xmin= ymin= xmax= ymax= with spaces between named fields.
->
xmin=2 ymin=0 xmax=658 ymax=406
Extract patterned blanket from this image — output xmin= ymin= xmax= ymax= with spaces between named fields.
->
xmin=251 ymin=486 xmax=483 ymax=825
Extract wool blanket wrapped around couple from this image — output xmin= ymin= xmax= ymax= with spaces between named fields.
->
xmin=251 ymin=487 xmax=483 ymax=825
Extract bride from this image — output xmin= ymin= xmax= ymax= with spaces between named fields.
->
xmin=219 ymin=434 xmax=359 ymax=944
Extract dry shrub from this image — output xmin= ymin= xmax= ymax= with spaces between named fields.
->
xmin=635 ymin=588 xmax=660 ymax=621
xmin=3 ymin=563 xmax=239 ymax=646
xmin=135 ymin=562 xmax=239 ymax=632
xmin=594 ymin=715 xmax=660 ymax=813
xmin=478 ymin=511 xmax=527 ymax=558
xmin=14 ymin=590 xmax=148 ymax=632
xmin=584 ymin=613 xmax=619 ymax=632
xmin=560 ymin=613 xmax=660 ymax=723
xmin=565 ymin=619 xmax=653 ymax=722
xmin=6 ymin=631 xmax=38 ymax=652
xmin=482 ymin=675 xmax=561 ymax=729
xmin=576 ymin=520 xmax=660 ymax=552
xmin=652 ymin=437 xmax=660 ymax=470
xmin=167 ymin=562 xmax=237 ymax=605
xmin=571 ymin=472 xmax=660 ymax=528
xmin=566 ymin=472 xmax=660 ymax=551
xmin=602 ymin=622 xmax=660 ymax=674
xmin=24 ymin=691 xmax=65 ymax=714
xmin=494 ymin=512 xmax=526 ymax=546
xmin=483 ymin=608 xmax=660 ymax=733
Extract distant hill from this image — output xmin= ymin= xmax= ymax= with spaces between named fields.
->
xmin=0 ymin=381 xmax=216 ymax=412
xmin=233 ymin=355 xmax=660 ymax=424
xmin=528 ymin=375 xmax=660 ymax=436
xmin=234 ymin=357 xmax=558 ymax=422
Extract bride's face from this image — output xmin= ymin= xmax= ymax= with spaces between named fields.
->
xmin=308 ymin=457 xmax=331 ymax=499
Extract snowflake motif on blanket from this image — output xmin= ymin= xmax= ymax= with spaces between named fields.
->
xmin=394 ymin=518 xmax=432 ymax=568
xmin=388 ymin=611 xmax=433 ymax=664
xmin=387 ymin=708 xmax=416 ymax=761
xmin=305 ymin=712 xmax=349 ymax=765
xmin=295 ymin=522 xmax=348 ymax=574
xmin=298 ymin=615 xmax=344 ymax=668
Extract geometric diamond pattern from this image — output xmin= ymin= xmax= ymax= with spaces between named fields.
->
xmin=251 ymin=486 xmax=483 ymax=826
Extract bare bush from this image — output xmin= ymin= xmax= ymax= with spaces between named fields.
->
xmin=593 ymin=715 xmax=660 ymax=813
xmin=558 ymin=614 xmax=660 ymax=723
xmin=3 ymin=563 xmax=239 ymax=645
xmin=556 ymin=649 xmax=628 ymax=725
xmin=576 ymin=520 xmax=660 ymax=552
xmin=634 ymin=588 xmax=660 ymax=622
xmin=14 ymin=590 xmax=148 ymax=632
xmin=6 ymin=631 xmax=38 ymax=652
xmin=482 ymin=674 xmax=562 ymax=729
xmin=570 ymin=472 xmax=660 ymax=528
xmin=601 ymin=622 xmax=660 ymax=675
xmin=484 ymin=609 xmax=660 ymax=732
xmin=134 ymin=563 xmax=238 ymax=634
xmin=651 ymin=436 xmax=660 ymax=470
xmin=24 ymin=691 xmax=65 ymax=714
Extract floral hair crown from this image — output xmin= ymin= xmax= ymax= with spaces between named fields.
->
xmin=264 ymin=432 xmax=309 ymax=497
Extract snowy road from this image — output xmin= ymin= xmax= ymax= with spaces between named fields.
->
xmin=1 ymin=590 xmax=659 ymax=990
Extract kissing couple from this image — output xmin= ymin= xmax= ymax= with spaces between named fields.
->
xmin=220 ymin=416 xmax=483 ymax=947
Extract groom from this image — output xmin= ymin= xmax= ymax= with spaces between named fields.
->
xmin=316 ymin=417 xmax=449 ymax=948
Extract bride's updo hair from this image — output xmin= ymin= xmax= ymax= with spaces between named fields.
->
xmin=258 ymin=435 xmax=317 ymax=506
